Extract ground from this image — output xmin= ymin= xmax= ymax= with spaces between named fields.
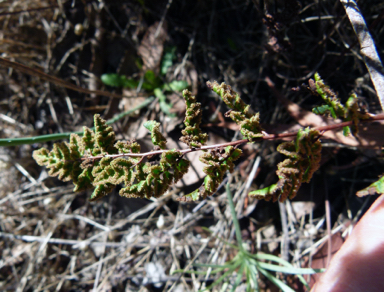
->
xmin=1 ymin=0 xmax=384 ymax=291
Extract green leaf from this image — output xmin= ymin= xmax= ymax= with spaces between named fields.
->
xmin=174 ymin=158 xmax=190 ymax=183
xmin=249 ymin=184 xmax=278 ymax=199
xmin=164 ymin=80 xmax=189 ymax=92
xmin=183 ymin=189 xmax=200 ymax=201
xmin=180 ymin=89 xmax=208 ymax=148
xmin=312 ymin=104 xmax=332 ymax=116
xmin=154 ymin=88 xmax=166 ymax=101
xmin=101 ymin=74 xmax=138 ymax=89
xmin=82 ymin=127 xmax=95 ymax=151
xmin=153 ymin=88 xmax=176 ymax=117
xmin=357 ymin=176 xmax=384 ymax=197
xmin=161 ymin=46 xmax=176 ymax=75
xmin=73 ymin=168 xmax=93 ymax=192
xmin=33 ymin=148 xmax=50 ymax=166
xmin=115 ymin=141 xmax=141 ymax=154
xmin=69 ymin=134 xmax=83 ymax=159
xmin=160 ymin=100 xmax=176 ymax=117
xmin=343 ymin=126 xmax=351 ymax=137
xmin=101 ymin=73 xmax=125 ymax=88
xmin=143 ymin=120 xmax=158 ymax=132
xmin=207 ymin=81 xmax=263 ymax=140
xmin=123 ymin=78 xmax=138 ymax=89
xmin=143 ymin=70 xmax=161 ymax=90
xmin=144 ymin=120 xmax=167 ymax=149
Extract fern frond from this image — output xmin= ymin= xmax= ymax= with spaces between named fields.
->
xmin=94 ymin=114 xmax=117 ymax=153
xmin=311 ymin=73 xmax=369 ymax=136
xmin=73 ymin=168 xmax=93 ymax=192
xmin=180 ymin=89 xmax=208 ymax=148
xmin=33 ymin=142 xmax=81 ymax=183
xmin=160 ymin=150 xmax=190 ymax=183
xmin=185 ymin=146 xmax=242 ymax=200
xmin=207 ymin=81 xmax=263 ymax=140
xmin=69 ymin=134 xmax=84 ymax=159
xmin=115 ymin=140 xmax=141 ymax=154
xmin=250 ymin=128 xmax=321 ymax=202
xmin=91 ymin=183 xmax=115 ymax=201
xmin=143 ymin=120 xmax=167 ymax=149
xmin=312 ymin=73 xmax=346 ymax=119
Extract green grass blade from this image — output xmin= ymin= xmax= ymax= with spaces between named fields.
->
xmin=172 ymin=269 xmax=217 ymax=276
xmin=194 ymin=263 xmax=234 ymax=269
xmin=230 ymin=261 xmax=246 ymax=292
xmin=255 ymin=252 xmax=323 ymax=289
xmin=201 ymin=261 xmax=240 ymax=291
xmin=226 ymin=182 xmax=244 ymax=249
xmin=258 ymin=262 xmax=323 ymax=275
xmin=245 ymin=258 xmax=259 ymax=290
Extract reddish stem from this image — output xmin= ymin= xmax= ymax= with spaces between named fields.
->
xmin=84 ymin=113 xmax=384 ymax=161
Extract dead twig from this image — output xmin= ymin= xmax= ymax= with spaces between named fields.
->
xmin=340 ymin=0 xmax=384 ymax=112
xmin=0 ymin=57 xmax=126 ymax=99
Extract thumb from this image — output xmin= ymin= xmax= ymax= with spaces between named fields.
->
xmin=312 ymin=194 xmax=384 ymax=292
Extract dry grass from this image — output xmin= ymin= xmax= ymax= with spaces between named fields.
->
xmin=1 ymin=0 xmax=384 ymax=291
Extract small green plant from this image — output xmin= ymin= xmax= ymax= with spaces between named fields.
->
xmin=101 ymin=46 xmax=188 ymax=117
xmin=33 ymin=75 xmax=383 ymax=202
xmin=174 ymin=183 xmax=324 ymax=291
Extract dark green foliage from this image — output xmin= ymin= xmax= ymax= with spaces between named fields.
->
xmin=207 ymin=81 xmax=263 ymax=140
xmin=101 ymin=73 xmax=137 ymax=88
xmin=154 ymin=88 xmax=176 ymax=117
xmin=250 ymin=128 xmax=322 ymax=202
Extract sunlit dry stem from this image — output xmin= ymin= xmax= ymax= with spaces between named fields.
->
xmin=83 ymin=113 xmax=384 ymax=161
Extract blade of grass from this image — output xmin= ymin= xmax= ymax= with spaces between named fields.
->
xmin=230 ymin=261 xmax=246 ymax=292
xmin=258 ymin=262 xmax=323 ymax=275
xmin=201 ymin=262 xmax=240 ymax=292
xmin=255 ymin=252 xmax=323 ymax=289
xmin=245 ymin=258 xmax=259 ymax=290
xmin=226 ymin=181 xmax=244 ymax=249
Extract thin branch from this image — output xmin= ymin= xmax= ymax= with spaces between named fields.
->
xmin=0 ymin=5 xmax=59 ymax=17
xmin=340 ymin=0 xmax=384 ymax=112
xmin=0 ymin=57 xmax=127 ymax=99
